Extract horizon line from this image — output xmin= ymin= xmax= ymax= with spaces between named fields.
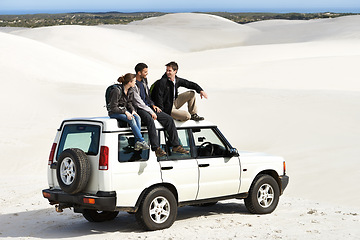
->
xmin=1 ymin=9 xmax=360 ymax=16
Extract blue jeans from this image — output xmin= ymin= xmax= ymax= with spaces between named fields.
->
xmin=109 ymin=113 xmax=144 ymax=142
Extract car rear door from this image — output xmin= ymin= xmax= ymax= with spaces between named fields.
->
xmin=110 ymin=131 xmax=163 ymax=207
xmin=52 ymin=122 xmax=103 ymax=192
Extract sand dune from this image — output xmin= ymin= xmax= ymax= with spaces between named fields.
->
xmin=104 ymin=13 xmax=259 ymax=52
xmin=246 ymin=15 xmax=360 ymax=44
xmin=0 ymin=13 xmax=359 ymax=239
xmin=0 ymin=30 xmax=118 ymax=84
xmin=11 ymin=25 xmax=179 ymax=69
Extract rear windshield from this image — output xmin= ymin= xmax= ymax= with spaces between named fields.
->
xmin=57 ymin=124 xmax=101 ymax=159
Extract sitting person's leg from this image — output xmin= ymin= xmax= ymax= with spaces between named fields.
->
xmin=110 ymin=113 xmax=149 ymax=150
xmin=137 ymin=109 xmax=159 ymax=151
xmin=132 ymin=114 xmax=142 ymax=133
xmin=129 ymin=114 xmax=149 ymax=150
xmin=171 ymin=104 xmax=191 ymax=121
xmin=156 ymin=111 xmax=189 ymax=154
xmin=156 ymin=111 xmax=180 ymax=147
xmin=173 ymin=91 xmax=204 ymax=121
xmin=176 ymin=91 xmax=196 ymax=114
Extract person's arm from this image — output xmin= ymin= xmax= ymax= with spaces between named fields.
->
xmin=127 ymin=88 xmax=157 ymax=119
xmin=127 ymin=89 xmax=136 ymax=114
xmin=200 ymin=90 xmax=208 ymax=99
xmin=143 ymin=78 xmax=155 ymax=107
xmin=109 ymin=88 xmax=126 ymax=114
xmin=152 ymin=79 xmax=165 ymax=111
xmin=178 ymin=77 xmax=208 ymax=99
xmin=132 ymin=85 xmax=156 ymax=115
xmin=152 ymin=105 xmax=162 ymax=113
xmin=177 ymin=77 xmax=203 ymax=93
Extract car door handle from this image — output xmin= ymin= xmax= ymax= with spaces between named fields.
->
xmin=161 ymin=166 xmax=173 ymax=170
xmin=198 ymin=164 xmax=210 ymax=168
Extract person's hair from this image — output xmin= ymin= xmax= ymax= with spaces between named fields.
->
xmin=165 ymin=61 xmax=178 ymax=71
xmin=117 ymin=73 xmax=135 ymax=85
xmin=135 ymin=63 xmax=148 ymax=74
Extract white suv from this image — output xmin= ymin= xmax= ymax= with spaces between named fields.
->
xmin=42 ymin=117 xmax=289 ymax=230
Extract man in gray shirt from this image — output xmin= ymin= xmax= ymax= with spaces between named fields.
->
xmin=132 ymin=63 xmax=189 ymax=157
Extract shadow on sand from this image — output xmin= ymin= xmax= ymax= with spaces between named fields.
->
xmin=0 ymin=200 xmax=250 ymax=238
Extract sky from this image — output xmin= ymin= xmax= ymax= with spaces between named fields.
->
xmin=0 ymin=0 xmax=360 ymax=15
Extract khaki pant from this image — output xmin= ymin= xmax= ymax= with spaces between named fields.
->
xmin=171 ymin=91 xmax=197 ymax=121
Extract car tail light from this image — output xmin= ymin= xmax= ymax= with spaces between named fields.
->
xmin=48 ymin=143 xmax=57 ymax=165
xmin=43 ymin=192 xmax=51 ymax=199
xmin=283 ymin=161 xmax=286 ymax=175
xmin=99 ymin=146 xmax=109 ymax=170
xmin=83 ymin=198 xmax=96 ymax=204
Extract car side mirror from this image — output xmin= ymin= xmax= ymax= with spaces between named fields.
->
xmin=228 ymin=148 xmax=239 ymax=157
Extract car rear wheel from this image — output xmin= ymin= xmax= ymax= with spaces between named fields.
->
xmin=244 ymin=174 xmax=280 ymax=214
xmin=56 ymin=148 xmax=91 ymax=194
xmin=135 ymin=187 xmax=177 ymax=231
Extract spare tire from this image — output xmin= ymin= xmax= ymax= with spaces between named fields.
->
xmin=56 ymin=148 xmax=91 ymax=194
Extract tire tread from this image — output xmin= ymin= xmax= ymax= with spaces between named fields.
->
xmin=135 ymin=187 xmax=177 ymax=231
xmin=244 ymin=174 xmax=280 ymax=214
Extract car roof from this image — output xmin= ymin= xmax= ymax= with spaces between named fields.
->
xmin=59 ymin=116 xmax=217 ymax=132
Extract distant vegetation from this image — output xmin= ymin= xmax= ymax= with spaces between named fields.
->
xmin=0 ymin=12 xmax=165 ymax=28
xmin=0 ymin=12 xmax=358 ymax=28
xmin=205 ymin=12 xmax=357 ymax=23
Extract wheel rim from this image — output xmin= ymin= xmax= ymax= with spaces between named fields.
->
xmin=149 ymin=196 xmax=170 ymax=224
xmin=60 ymin=157 xmax=76 ymax=185
xmin=257 ymin=183 xmax=274 ymax=208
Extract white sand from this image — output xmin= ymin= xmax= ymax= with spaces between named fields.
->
xmin=0 ymin=13 xmax=359 ymax=239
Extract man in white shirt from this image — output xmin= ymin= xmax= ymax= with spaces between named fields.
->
xmin=151 ymin=61 xmax=208 ymax=121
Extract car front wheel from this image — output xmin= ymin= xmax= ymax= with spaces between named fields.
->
xmin=244 ymin=174 xmax=280 ymax=214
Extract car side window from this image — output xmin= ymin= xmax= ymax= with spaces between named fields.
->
xmin=118 ymin=133 xmax=149 ymax=162
xmin=192 ymin=128 xmax=228 ymax=157
xmin=159 ymin=129 xmax=192 ymax=160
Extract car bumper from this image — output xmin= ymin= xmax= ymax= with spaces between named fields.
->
xmin=279 ymin=175 xmax=289 ymax=195
xmin=42 ymin=189 xmax=117 ymax=211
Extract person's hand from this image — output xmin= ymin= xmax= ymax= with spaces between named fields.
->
xmin=125 ymin=111 xmax=133 ymax=120
xmin=132 ymin=111 xmax=139 ymax=116
xmin=153 ymin=105 xmax=162 ymax=113
xmin=151 ymin=112 xmax=157 ymax=120
xmin=200 ymin=90 xmax=208 ymax=99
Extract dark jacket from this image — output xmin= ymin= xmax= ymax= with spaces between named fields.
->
xmin=108 ymin=84 xmax=135 ymax=115
xmin=151 ymin=73 xmax=203 ymax=115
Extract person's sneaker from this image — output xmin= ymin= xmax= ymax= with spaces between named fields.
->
xmin=191 ymin=113 xmax=204 ymax=121
xmin=134 ymin=141 xmax=150 ymax=151
xmin=134 ymin=142 xmax=141 ymax=151
xmin=155 ymin=147 xmax=167 ymax=157
xmin=172 ymin=145 xmax=189 ymax=154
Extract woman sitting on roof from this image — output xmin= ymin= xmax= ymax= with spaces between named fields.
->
xmin=107 ymin=73 xmax=150 ymax=151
